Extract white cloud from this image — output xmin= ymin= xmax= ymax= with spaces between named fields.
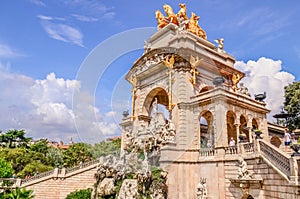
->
xmin=29 ymin=0 xmax=45 ymax=7
xmin=102 ymin=12 xmax=116 ymax=20
xmin=235 ymin=57 xmax=295 ymax=121
xmin=0 ymin=64 xmax=120 ymax=143
xmin=40 ymin=21 xmax=84 ymax=47
xmin=71 ymin=14 xmax=98 ymax=22
xmin=0 ymin=44 xmax=23 ymax=58
xmin=37 ymin=15 xmax=65 ymax=21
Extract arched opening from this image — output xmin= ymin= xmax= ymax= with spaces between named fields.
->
xmin=199 ymin=111 xmax=213 ymax=148
xmin=227 ymin=111 xmax=236 ymax=145
xmin=252 ymin=118 xmax=259 ymax=130
xmin=240 ymin=115 xmax=249 ymax=142
xmin=143 ymin=87 xmax=169 ymax=118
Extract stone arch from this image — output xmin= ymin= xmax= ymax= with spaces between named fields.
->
xmin=240 ymin=114 xmax=249 ymax=142
xmin=199 ymin=110 xmax=214 ymax=148
xmin=227 ymin=111 xmax=236 ymax=145
xmin=142 ymin=87 xmax=169 ymax=117
xmin=252 ymin=118 xmax=259 ymax=130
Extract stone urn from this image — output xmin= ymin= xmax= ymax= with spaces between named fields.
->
xmin=291 ymin=144 xmax=300 ymax=157
xmin=254 ymin=130 xmax=263 ymax=139
xmin=239 ymin=133 xmax=247 ymax=143
xmin=213 ymin=76 xmax=225 ymax=87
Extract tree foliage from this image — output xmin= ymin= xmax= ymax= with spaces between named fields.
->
xmin=63 ymin=143 xmax=92 ymax=167
xmin=89 ymin=138 xmax=121 ymax=159
xmin=0 ymin=129 xmax=31 ymax=148
xmin=0 ymin=157 xmax=13 ymax=178
xmin=0 ymin=187 xmax=34 ymax=199
xmin=284 ymin=81 xmax=300 ymax=130
xmin=65 ymin=189 xmax=92 ymax=199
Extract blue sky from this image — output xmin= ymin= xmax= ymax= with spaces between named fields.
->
xmin=0 ymin=0 xmax=299 ymax=143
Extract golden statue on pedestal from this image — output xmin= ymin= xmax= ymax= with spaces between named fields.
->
xmin=155 ymin=4 xmax=207 ymax=40
xmin=188 ymin=13 xmax=207 ymax=39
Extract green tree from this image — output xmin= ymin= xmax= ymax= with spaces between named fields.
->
xmin=0 ymin=157 xmax=14 ymax=178
xmin=65 ymin=189 xmax=92 ymax=199
xmin=46 ymin=147 xmax=64 ymax=167
xmin=89 ymin=138 xmax=121 ymax=159
xmin=18 ymin=160 xmax=53 ymax=178
xmin=63 ymin=143 xmax=93 ymax=167
xmin=0 ymin=148 xmax=31 ymax=175
xmin=284 ymin=81 xmax=300 ymax=130
xmin=0 ymin=129 xmax=31 ymax=148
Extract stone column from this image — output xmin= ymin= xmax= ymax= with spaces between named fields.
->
xmin=234 ymin=123 xmax=240 ymax=143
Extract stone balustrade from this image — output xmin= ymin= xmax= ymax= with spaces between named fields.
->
xmin=199 ymin=148 xmax=216 ymax=157
xmin=258 ymin=139 xmax=291 ymax=178
xmin=242 ymin=142 xmax=255 ymax=153
xmin=224 ymin=146 xmax=238 ymax=155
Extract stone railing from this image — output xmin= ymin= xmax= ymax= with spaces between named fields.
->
xmin=259 ymin=140 xmax=291 ymax=178
xmin=19 ymin=157 xmax=103 ymax=186
xmin=242 ymin=142 xmax=255 ymax=153
xmin=199 ymin=148 xmax=216 ymax=157
xmin=65 ymin=158 xmax=102 ymax=175
xmin=21 ymin=169 xmax=54 ymax=184
xmin=224 ymin=146 xmax=238 ymax=155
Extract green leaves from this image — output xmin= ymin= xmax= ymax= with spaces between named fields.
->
xmin=284 ymin=81 xmax=300 ymax=130
xmin=63 ymin=143 xmax=92 ymax=167
xmin=0 ymin=157 xmax=13 ymax=178
xmin=65 ymin=188 xmax=92 ymax=199
xmin=0 ymin=129 xmax=31 ymax=148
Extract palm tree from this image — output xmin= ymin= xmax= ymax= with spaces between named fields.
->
xmin=0 ymin=130 xmax=31 ymax=148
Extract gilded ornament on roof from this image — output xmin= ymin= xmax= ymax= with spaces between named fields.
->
xmin=155 ymin=4 xmax=207 ymax=40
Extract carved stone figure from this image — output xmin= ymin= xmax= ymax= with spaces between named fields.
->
xmin=214 ymin=38 xmax=225 ymax=53
xmin=237 ymin=83 xmax=251 ymax=97
xmin=144 ymin=40 xmax=151 ymax=54
xmin=196 ymin=177 xmax=208 ymax=199
xmin=238 ymin=157 xmax=254 ymax=179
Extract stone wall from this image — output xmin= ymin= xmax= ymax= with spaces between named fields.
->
xmin=22 ymin=166 xmax=98 ymax=199
xmin=224 ymin=157 xmax=300 ymax=199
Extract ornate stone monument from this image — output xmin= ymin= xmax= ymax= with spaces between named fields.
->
xmin=120 ymin=4 xmax=270 ymax=198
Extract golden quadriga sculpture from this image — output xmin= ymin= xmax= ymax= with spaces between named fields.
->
xmin=155 ymin=3 xmax=207 ymax=40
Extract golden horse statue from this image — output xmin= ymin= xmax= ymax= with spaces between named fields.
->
xmin=188 ymin=12 xmax=207 ymax=39
xmin=155 ymin=10 xmax=168 ymax=29
xmin=177 ymin=3 xmax=188 ymax=20
xmin=163 ymin=4 xmax=179 ymax=25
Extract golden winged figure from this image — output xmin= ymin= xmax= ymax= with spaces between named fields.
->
xmin=163 ymin=55 xmax=175 ymax=69
xmin=190 ymin=55 xmax=201 ymax=68
xmin=232 ymin=73 xmax=241 ymax=91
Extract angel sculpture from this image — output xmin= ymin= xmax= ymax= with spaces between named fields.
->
xmin=214 ymin=38 xmax=225 ymax=53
